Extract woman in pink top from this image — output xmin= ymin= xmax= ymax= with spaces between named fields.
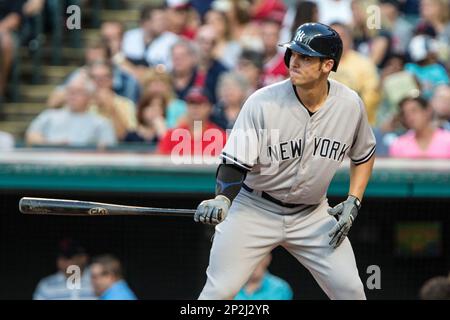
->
xmin=389 ymin=96 xmax=450 ymax=158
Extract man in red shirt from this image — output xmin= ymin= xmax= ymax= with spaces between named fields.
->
xmin=158 ymin=87 xmax=227 ymax=157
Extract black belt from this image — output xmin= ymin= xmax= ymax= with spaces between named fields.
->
xmin=242 ymin=184 xmax=305 ymax=208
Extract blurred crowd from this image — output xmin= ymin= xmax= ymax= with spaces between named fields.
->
xmin=33 ymin=239 xmax=137 ymax=300
xmin=33 ymin=238 xmax=293 ymax=300
xmin=33 ymin=238 xmax=449 ymax=300
xmin=0 ymin=0 xmax=449 ymax=158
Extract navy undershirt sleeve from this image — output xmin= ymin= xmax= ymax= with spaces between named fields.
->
xmin=215 ymin=164 xmax=247 ymax=202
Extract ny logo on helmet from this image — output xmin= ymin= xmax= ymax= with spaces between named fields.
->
xmin=294 ymin=30 xmax=306 ymax=43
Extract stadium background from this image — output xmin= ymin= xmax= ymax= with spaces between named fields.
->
xmin=0 ymin=0 xmax=449 ymax=300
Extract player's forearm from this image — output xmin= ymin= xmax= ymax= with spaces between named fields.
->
xmin=348 ymin=155 xmax=375 ymax=201
xmin=215 ymin=164 xmax=247 ymax=202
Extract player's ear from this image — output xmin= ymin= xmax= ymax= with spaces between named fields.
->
xmin=321 ymin=59 xmax=334 ymax=73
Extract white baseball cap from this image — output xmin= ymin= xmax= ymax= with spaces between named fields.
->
xmin=166 ymin=0 xmax=191 ymax=9
xmin=408 ymin=35 xmax=437 ymax=62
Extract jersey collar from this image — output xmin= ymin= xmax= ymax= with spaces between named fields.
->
xmin=292 ymin=80 xmax=331 ymax=118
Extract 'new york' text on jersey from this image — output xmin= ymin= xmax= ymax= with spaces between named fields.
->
xmin=220 ymin=79 xmax=376 ymax=205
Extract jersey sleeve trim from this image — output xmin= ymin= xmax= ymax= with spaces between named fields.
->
xmin=220 ymin=152 xmax=253 ymax=171
xmin=350 ymin=145 xmax=376 ymax=165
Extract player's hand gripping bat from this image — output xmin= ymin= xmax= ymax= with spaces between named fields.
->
xmin=19 ymin=197 xmax=197 ymax=217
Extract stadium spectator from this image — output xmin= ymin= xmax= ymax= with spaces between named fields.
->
xmin=166 ymin=0 xmax=198 ymax=40
xmin=379 ymin=0 xmax=414 ymax=55
xmin=171 ymin=40 xmax=199 ymax=101
xmin=91 ymin=36 xmax=141 ymax=104
xmin=236 ymin=49 xmax=265 ymax=94
xmin=33 ymin=239 xmax=95 ymax=300
xmin=330 ymin=22 xmax=381 ymax=125
xmin=389 ymin=95 xmax=450 ymax=158
xmin=101 ymin=21 xmax=124 ymax=58
xmin=416 ymin=0 xmax=450 ymax=65
xmin=249 ymin=0 xmax=287 ymax=40
xmin=405 ymin=34 xmax=449 ymax=99
xmin=205 ymin=9 xmax=242 ymax=68
xmin=376 ymin=54 xmax=420 ymax=128
xmin=100 ymin=20 xmax=137 ymax=80
xmin=26 ymin=74 xmax=117 ymax=147
xmin=419 ymin=275 xmax=450 ymax=300
xmin=211 ymin=72 xmax=249 ymax=130
xmin=142 ymin=69 xmax=187 ymax=128
xmin=22 ymin=0 xmax=45 ymax=17
xmin=212 ymin=0 xmax=263 ymax=51
xmin=430 ymin=85 xmax=450 ymax=130
xmin=351 ymin=0 xmax=393 ymax=68
xmin=194 ymin=25 xmax=229 ymax=104
xmin=170 ymin=37 xmax=227 ymax=104
xmin=373 ymin=79 xmax=410 ymax=156
xmin=191 ymin=0 xmax=214 ymax=18
xmin=124 ymin=93 xmax=168 ymax=144
xmin=260 ymin=18 xmax=288 ymax=87
xmin=158 ymin=87 xmax=226 ymax=156
xmin=19 ymin=0 xmax=46 ymax=48
xmin=314 ymin=0 xmax=353 ymax=25
xmin=0 ymin=131 xmax=14 ymax=150
xmin=89 ymin=61 xmax=137 ymax=141
xmin=0 ymin=0 xmax=24 ymax=97
xmin=90 ymin=254 xmax=137 ymax=300
xmin=121 ymin=3 xmax=179 ymax=70
xmin=400 ymin=0 xmax=420 ymax=15
xmin=47 ymin=39 xmax=141 ymax=107
xmin=374 ymin=54 xmax=420 ymax=155
xmin=250 ymin=0 xmax=286 ymax=22
xmin=98 ymin=23 xmax=143 ymax=103
xmin=234 ymin=254 xmax=293 ymax=300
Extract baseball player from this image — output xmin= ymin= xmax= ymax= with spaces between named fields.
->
xmin=194 ymin=23 xmax=376 ymax=300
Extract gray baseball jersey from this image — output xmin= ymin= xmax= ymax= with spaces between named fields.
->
xmin=220 ymin=78 xmax=376 ymax=205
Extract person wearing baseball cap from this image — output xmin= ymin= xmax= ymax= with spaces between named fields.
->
xmin=185 ymin=86 xmax=214 ymax=104
xmin=405 ymin=34 xmax=449 ymax=99
xmin=33 ymin=239 xmax=96 ymax=300
xmin=165 ymin=0 xmax=197 ymax=39
xmin=157 ymin=87 xmax=227 ymax=156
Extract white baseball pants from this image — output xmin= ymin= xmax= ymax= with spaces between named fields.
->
xmin=198 ymin=189 xmax=366 ymax=300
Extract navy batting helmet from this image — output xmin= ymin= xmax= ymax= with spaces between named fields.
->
xmin=280 ymin=23 xmax=343 ymax=72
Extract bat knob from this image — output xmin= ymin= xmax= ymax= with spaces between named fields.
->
xmin=19 ymin=197 xmax=33 ymax=214
xmin=19 ymin=197 xmax=51 ymax=214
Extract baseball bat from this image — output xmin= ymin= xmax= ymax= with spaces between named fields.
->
xmin=19 ymin=197 xmax=197 ymax=217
